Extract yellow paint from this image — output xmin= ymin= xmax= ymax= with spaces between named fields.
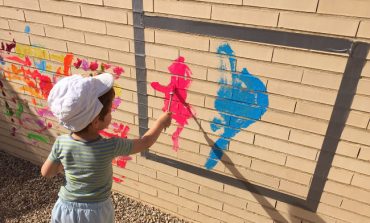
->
xmin=22 ymin=86 xmax=41 ymax=97
xmin=46 ymin=64 xmax=53 ymax=72
xmin=114 ymin=86 xmax=122 ymax=97
xmin=15 ymin=44 xmax=49 ymax=60
xmin=50 ymin=53 xmax=67 ymax=63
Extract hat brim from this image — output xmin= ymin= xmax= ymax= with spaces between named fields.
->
xmin=94 ymin=72 xmax=114 ymax=96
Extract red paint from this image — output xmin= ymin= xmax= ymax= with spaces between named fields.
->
xmin=38 ymin=74 xmax=53 ymax=98
xmin=112 ymin=123 xmax=129 ymax=136
xmin=113 ymin=66 xmax=124 ymax=79
xmin=151 ymin=56 xmax=194 ymax=151
xmin=7 ymin=56 xmax=53 ymax=98
xmin=116 ymin=156 xmax=132 ymax=168
xmin=73 ymin=58 xmax=82 ymax=69
xmin=89 ymin=61 xmax=99 ymax=71
xmin=112 ymin=176 xmax=123 ymax=183
xmin=55 ymin=67 xmax=62 ymax=76
xmin=100 ymin=122 xmax=131 ymax=172
xmin=7 ymin=56 xmax=32 ymax=66
xmin=101 ymin=63 xmax=111 ymax=71
xmin=99 ymin=123 xmax=129 ymax=139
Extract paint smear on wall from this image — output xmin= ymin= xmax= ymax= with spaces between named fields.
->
xmin=1 ymin=39 xmax=129 ymax=146
xmin=36 ymin=108 xmax=54 ymax=118
xmin=24 ymin=25 xmax=31 ymax=34
xmin=1 ymin=39 xmax=16 ymax=53
xmin=112 ymin=176 xmax=124 ymax=183
xmin=205 ymin=43 xmax=269 ymax=170
xmin=99 ymin=122 xmax=132 ymax=182
xmin=27 ymin=133 xmax=49 ymax=143
xmin=112 ymin=97 xmax=122 ymax=111
xmin=99 ymin=122 xmax=130 ymax=139
xmin=151 ymin=56 xmax=194 ymax=151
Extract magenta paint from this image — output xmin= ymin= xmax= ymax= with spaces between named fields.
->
xmin=151 ymin=56 xmax=194 ymax=151
xmin=81 ymin=59 xmax=89 ymax=71
xmin=112 ymin=97 xmax=122 ymax=111
xmin=36 ymin=108 xmax=54 ymax=117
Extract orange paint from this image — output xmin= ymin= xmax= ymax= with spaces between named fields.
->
xmin=63 ymin=54 xmax=73 ymax=76
xmin=32 ymin=98 xmax=37 ymax=105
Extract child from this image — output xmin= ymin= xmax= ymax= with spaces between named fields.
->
xmin=41 ymin=73 xmax=172 ymax=223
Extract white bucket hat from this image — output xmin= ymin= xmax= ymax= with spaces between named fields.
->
xmin=48 ymin=73 xmax=114 ymax=132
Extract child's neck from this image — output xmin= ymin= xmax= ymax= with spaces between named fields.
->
xmin=72 ymin=130 xmax=101 ymax=142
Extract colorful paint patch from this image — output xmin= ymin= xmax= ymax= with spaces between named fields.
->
xmin=205 ymin=43 xmax=269 ymax=170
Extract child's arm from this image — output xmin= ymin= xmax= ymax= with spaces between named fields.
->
xmin=41 ymin=159 xmax=64 ymax=178
xmin=130 ymin=112 xmax=172 ymax=154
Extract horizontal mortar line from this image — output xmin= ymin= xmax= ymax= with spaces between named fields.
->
xmin=143 ymin=15 xmax=353 ymax=54
xmin=145 ymin=152 xmax=309 ymax=209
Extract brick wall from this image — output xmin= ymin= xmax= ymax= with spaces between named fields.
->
xmin=0 ymin=0 xmax=369 ymax=222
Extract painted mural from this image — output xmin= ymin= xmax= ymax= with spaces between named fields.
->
xmin=205 ymin=43 xmax=269 ymax=170
xmin=149 ymin=45 xmax=268 ymax=170
xmin=0 ymin=28 xmax=130 ymax=183
xmin=1 ymin=26 xmax=269 ymax=175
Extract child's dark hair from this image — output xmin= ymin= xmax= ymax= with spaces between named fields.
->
xmin=97 ymin=88 xmax=115 ymax=121
xmin=75 ymin=87 xmax=115 ymax=133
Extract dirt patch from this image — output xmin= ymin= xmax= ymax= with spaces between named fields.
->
xmin=0 ymin=151 xmax=190 ymax=223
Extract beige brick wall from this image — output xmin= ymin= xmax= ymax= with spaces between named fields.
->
xmin=0 ymin=0 xmax=370 ymax=223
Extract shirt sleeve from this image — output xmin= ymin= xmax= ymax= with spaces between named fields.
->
xmin=48 ymin=137 xmax=61 ymax=163
xmin=113 ymin=138 xmax=134 ymax=157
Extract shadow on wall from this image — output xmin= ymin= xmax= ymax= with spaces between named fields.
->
xmin=222 ymin=153 xmax=327 ymax=223
xmin=186 ymin=109 xmax=327 ymax=223
xmin=0 ymin=40 xmax=72 ymax=165
xmin=0 ymin=51 xmax=64 ymax=221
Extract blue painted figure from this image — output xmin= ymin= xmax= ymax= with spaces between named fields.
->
xmin=205 ymin=43 xmax=269 ymax=170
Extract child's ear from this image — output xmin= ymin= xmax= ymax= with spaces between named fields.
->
xmin=91 ymin=116 xmax=100 ymax=129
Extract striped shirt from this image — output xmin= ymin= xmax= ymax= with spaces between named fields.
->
xmin=48 ymin=134 xmax=133 ymax=202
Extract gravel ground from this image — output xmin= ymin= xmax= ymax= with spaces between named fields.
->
xmin=0 ymin=151 xmax=190 ymax=223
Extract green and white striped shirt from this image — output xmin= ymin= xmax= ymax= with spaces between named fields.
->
xmin=48 ymin=134 xmax=133 ymax=202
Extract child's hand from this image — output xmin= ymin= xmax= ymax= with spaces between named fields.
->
xmin=159 ymin=112 xmax=172 ymax=129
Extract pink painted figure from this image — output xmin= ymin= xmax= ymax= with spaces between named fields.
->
xmin=151 ymin=56 xmax=194 ymax=151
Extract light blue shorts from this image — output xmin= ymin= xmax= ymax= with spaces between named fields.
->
xmin=51 ymin=197 xmax=114 ymax=223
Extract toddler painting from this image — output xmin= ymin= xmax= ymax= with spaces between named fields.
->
xmin=41 ymin=73 xmax=172 ymax=223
